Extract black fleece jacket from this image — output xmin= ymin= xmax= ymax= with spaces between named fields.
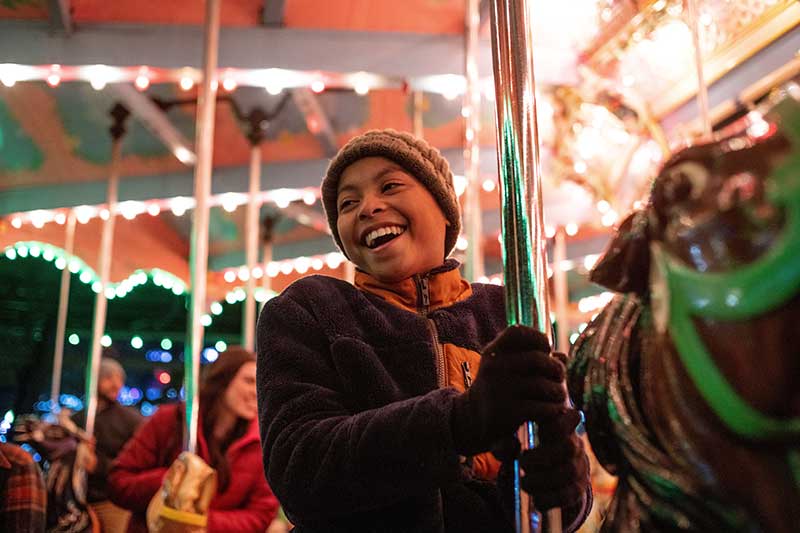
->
xmin=256 ymin=263 xmax=589 ymax=532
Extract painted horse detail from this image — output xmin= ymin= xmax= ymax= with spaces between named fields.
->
xmin=14 ymin=412 xmax=96 ymax=533
xmin=146 ymin=451 xmax=217 ymax=533
xmin=568 ymin=92 xmax=800 ymax=532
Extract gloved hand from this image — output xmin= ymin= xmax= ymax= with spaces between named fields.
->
xmin=492 ymin=409 xmax=590 ymax=512
xmin=451 ymin=325 xmax=567 ymax=456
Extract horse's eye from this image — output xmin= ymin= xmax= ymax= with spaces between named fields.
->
xmin=665 ymin=161 xmax=708 ymax=203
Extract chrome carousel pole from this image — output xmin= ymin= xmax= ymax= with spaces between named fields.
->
xmin=50 ymin=210 xmax=76 ymax=414
xmin=185 ymin=0 xmax=221 ymax=454
xmin=85 ymin=111 xmax=126 ymax=436
xmin=463 ymin=0 xmax=484 ymax=281
xmin=488 ymin=0 xmax=560 ymax=531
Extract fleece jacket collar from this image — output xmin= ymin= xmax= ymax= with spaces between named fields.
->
xmin=354 ymin=259 xmax=473 ymax=314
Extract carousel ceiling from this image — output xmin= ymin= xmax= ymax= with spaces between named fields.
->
xmin=0 ymin=0 xmax=797 ymax=296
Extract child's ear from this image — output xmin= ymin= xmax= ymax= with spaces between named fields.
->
xmin=589 ymin=211 xmax=651 ymax=296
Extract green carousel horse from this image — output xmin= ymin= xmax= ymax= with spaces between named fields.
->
xmin=569 ymin=93 xmax=800 ymax=532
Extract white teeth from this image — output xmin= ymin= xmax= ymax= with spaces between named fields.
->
xmin=365 ymin=225 xmax=405 ymax=248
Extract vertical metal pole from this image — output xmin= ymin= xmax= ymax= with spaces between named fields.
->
xmin=413 ymin=90 xmax=425 ymax=139
xmin=243 ymin=145 xmax=261 ymax=351
xmin=464 ymin=0 xmax=484 ymax=280
xmin=553 ymin=228 xmax=569 ymax=352
xmin=85 ymin=140 xmax=121 ymax=437
xmin=687 ymin=0 xmax=711 ymax=141
xmin=260 ymin=242 xmax=272 ymax=313
xmin=488 ymin=0 xmax=559 ymax=531
xmin=50 ymin=211 xmax=76 ymax=412
xmin=185 ymin=0 xmax=221 ymax=454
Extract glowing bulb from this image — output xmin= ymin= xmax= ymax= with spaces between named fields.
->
xmin=222 ymin=77 xmax=237 ymax=92
xmin=601 ymin=210 xmax=618 ymax=227
xmin=482 ymin=179 xmax=496 ymax=192
xmin=91 ymin=281 xmax=102 ymax=293
xmin=173 ymin=146 xmax=194 ymax=164
xmin=47 ymin=72 xmax=61 ymax=87
xmin=596 ymin=200 xmax=610 ymax=213
xmin=55 ymin=212 xmax=67 ymax=225
xmin=215 ymin=340 xmax=227 ymax=352
xmin=90 ymin=77 xmax=107 ymax=90
xmin=135 ymin=74 xmax=150 ymax=91
xmin=147 ymin=203 xmax=161 ymax=216
xmin=131 ymin=336 xmax=143 ymax=349
xmin=238 ymin=266 xmax=250 ymax=281
xmin=100 ymin=209 xmax=110 ymax=221
xmin=200 ymin=314 xmax=212 ymax=327
xmin=224 ymin=270 xmax=236 ymax=283
xmin=161 ymin=338 xmax=173 ymax=350
xmin=210 ymin=302 xmax=223 ymax=315
xmin=303 ymin=192 xmax=317 ymax=205
xmin=545 ymin=226 xmax=556 ymax=239
xmin=79 ymin=271 xmax=92 ymax=284
xmin=11 ymin=217 xmax=22 ymax=229
xmin=325 ymin=253 xmax=343 ymax=269
xmin=311 ymin=80 xmax=325 ymax=93
xmin=280 ymin=262 xmax=293 ymax=275
xmin=294 ymin=257 xmax=310 ymax=274
xmin=456 ymin=236 xmax=468 ymax=251
xmin=453 ymin=175 xmax=468 ymax=197
xmin=180 ymin=76 xmax=194 ymax=91
xmin=265 ymin=83 xmax=282 ymax=96
xmin=573 ymin=161 xmax=587 ymax=174
xmin=68 ymin=334 xmax=80 ymax=345
xmin=55 ymin=257 xmax=67 ymax=270
xmin=101 ymin=335 xmax=112 ymax=347
xmin=5 ymin=248 xmax=17 ymax=260
xmin=158 ymin=372 xmax=171 ymax=384
xmin=266 ymin=262 xmax=280 ymax=277
xmin=251 ymin=266 xmax=263 ymax=279
xmin=565 ymin=223 xmax=579 ymax=236
xmin=311 ymin=258 xmax=324 ymax=271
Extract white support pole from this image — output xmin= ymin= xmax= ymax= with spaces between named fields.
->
xmin=243 ymin=145 xmax=261 ymax=351
xmin=464 ymin=0 xmax=484 ymax=281
xmin=85 ymin=141 xmax=120 ymax=437
xmin=413 ymin=90 xmax=424 ymax=139
xmin=50 ymin=211 xmax=76 ymax=413
xmin=184 ymin=0 xmax=221 ymax=454
xmin=553 ymin=227 xmax=569 ymax=353
xmin=687 ymin=0 xmax=712 ymax=141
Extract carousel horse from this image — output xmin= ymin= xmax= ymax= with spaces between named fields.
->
xmin=568 ymin=93 xmax=800 ymax=532
xmin=14 ymin=411 xmax=98 ymax=533
xmin=146 ymin=451 xmax=217 ymax=533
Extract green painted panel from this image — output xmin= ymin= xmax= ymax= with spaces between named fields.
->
xmin=54 ymin=83 xmax=195 ymax=164
xmin=0 ymin=96 xmax=44 ymax=172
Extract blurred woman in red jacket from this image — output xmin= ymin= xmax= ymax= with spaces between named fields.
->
xmin=108 ymin=347 xmax=279 ymax=532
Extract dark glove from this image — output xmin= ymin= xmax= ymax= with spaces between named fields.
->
xmin=451 ymin=325 xmax=567 ymax=456
xmin=518 ymin=408 xmax=590 ymax=510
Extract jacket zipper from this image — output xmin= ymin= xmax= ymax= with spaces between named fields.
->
xmin=415 ymin=274 xmax=447 ymax=389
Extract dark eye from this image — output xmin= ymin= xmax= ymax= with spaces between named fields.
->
xmin=382 ymin=182 xmax=401 ymax=192
xmin=339 ymin=199 xmax=356 ymax=211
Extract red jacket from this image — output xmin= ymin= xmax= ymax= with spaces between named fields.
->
xmin=108 ymin=403 xmax=279 ymax=533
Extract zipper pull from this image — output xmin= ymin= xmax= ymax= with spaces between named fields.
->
xmin=420 ymin=277 xmax=430 ymax=308
xmin=461 ymin=361 xmax=473 ymax=389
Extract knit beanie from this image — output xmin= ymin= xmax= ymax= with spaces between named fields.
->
xmin=322 ymin=129 xmax=461 ymax=259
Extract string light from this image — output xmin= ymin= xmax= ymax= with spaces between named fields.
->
xmin=179 ymin=76 xmax=194 ymax=91
xmin=482 ymin=179 xmax=496 ymax=192
xmin=68 ymin=334 xmax=80 ymax=345
xmin=215 ymin=340 xmax=227 ymax=352
xmin=311 ymin=80 xmax=325 ymax=93
xmin=565 ymin=223 xmax=579 ymax=236
xmin=46 ymin=65 xmax=61 ymax=87
xmin=131 ymin=336 xmax=144 ymax=349
xmin=101 ymin=334 xmax=112 ymax=347
xmin=161 ymin=338 xmax=173 ymax=350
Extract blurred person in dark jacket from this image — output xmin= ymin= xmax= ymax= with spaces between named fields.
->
xmin=74 ymin=357 xmax=143 ymax=533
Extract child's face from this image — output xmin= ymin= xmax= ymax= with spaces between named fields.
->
xmin=337 ymin=156 xmax=449 ymax=282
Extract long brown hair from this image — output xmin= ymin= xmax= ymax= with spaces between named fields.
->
xmin=198 ymin=346 xmax=256 ymax=490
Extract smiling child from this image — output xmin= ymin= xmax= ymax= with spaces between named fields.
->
xmin=256 ymin=129 xmax=591 ymax=533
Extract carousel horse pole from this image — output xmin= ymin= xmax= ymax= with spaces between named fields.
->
xmin=243 ymin=111 xmax=266 ymax=352
xmin=463 ymin=0 xmax=484 ymax=282
xmin=687 ymin=0 xmax=712 ymax=141
xmin=85 ymin=104 xmax=129 ymax=437
xmin=487 ymin=1 xmax=559 ymax=532
xmin=184 ymin=0 xmax=221 ymax=455
xmin=50 ymin=210 xmax=76 ymax=415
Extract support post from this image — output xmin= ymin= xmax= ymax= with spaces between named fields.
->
xmin=184 ymin=0 xmax=221 ymax=454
